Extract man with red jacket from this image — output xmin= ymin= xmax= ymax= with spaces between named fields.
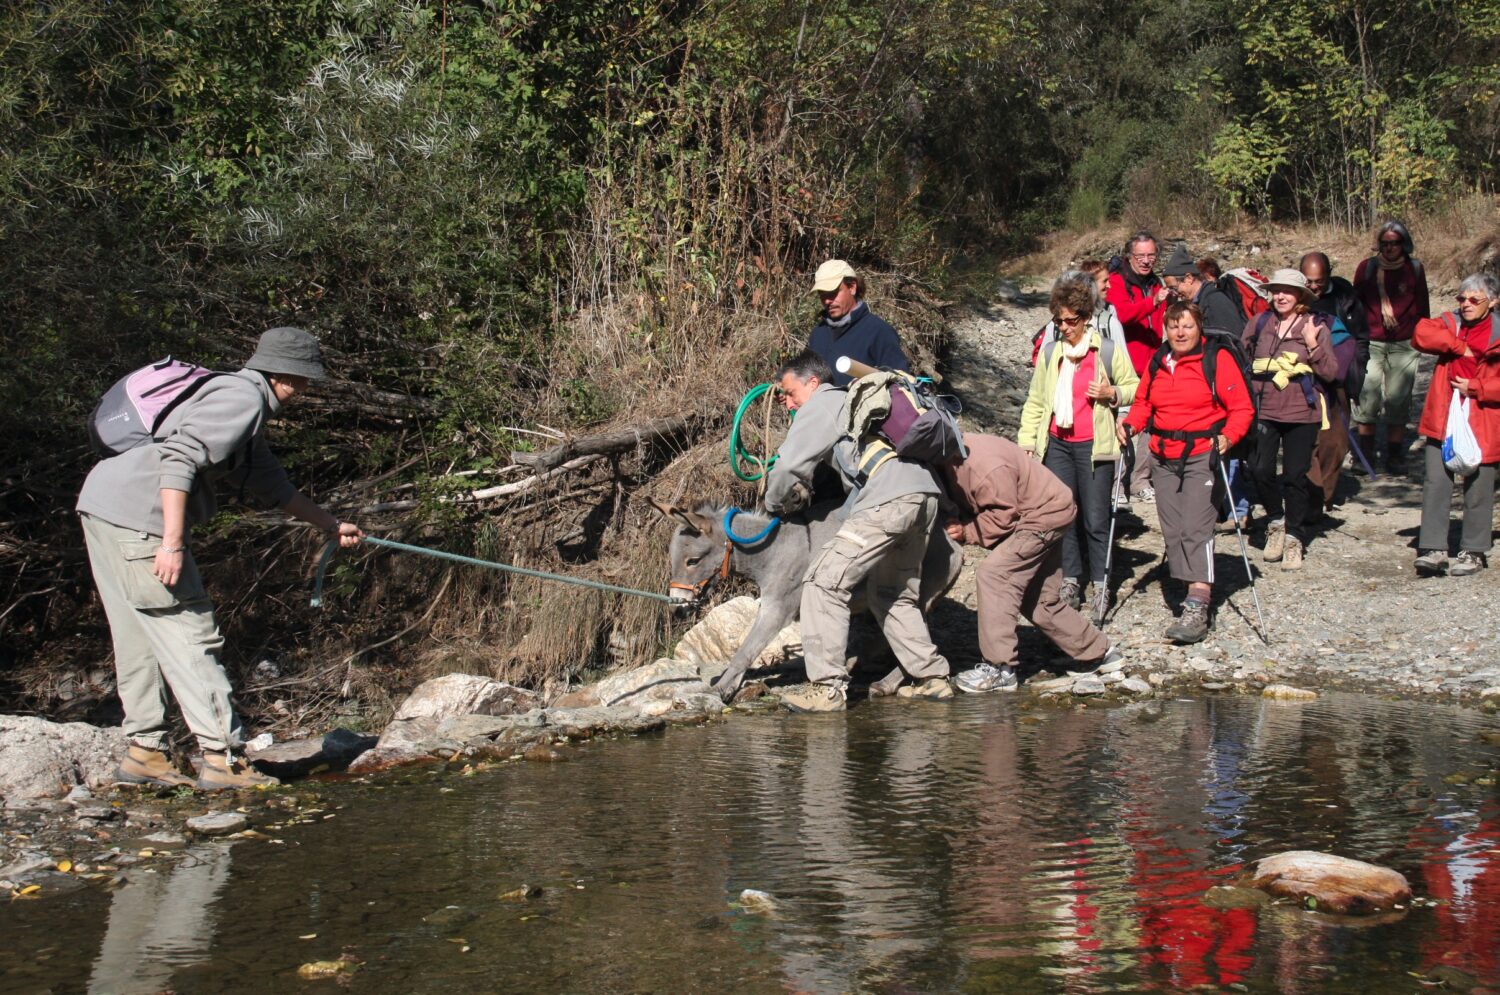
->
xmin=1108 ymin=231 xmax=1171 ymax=501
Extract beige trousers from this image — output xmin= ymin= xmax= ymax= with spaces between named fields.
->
xmin=800 ymin=495 xmax=949 ymax=685
xmin=975 ymin=528 xmax=1109 ymax=667
xmin=80 ymin=514 xmax=243 ymax=752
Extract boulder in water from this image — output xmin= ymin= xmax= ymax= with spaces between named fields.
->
xmin=1247 ymin=851 xmax=1411 ymax=914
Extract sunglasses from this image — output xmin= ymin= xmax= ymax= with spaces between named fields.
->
xmin=1456 ymin=295 xmax=1490 ymax=305
xmin=1055 ymin=314 xmax=1087 ymax=326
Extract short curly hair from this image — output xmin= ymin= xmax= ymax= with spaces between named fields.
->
xmin=1049 ymin=281 xmax=1094 ymax=321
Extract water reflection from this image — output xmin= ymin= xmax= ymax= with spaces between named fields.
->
xmin=87 ymin=844 xmax=235 ymax=995
xmin=3 ymin=692 xmax=1499 ymax=993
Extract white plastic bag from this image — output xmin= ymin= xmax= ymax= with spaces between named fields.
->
xmin=1442 ymin=388 xmax=1482 ymax=476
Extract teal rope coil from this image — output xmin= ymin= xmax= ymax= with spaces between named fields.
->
xmin=310 ymin=536 xmax=674 ymax=607
xmin=730 ymin=382 xmax=778 ymax=481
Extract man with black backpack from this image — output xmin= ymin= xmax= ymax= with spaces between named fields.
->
xmin=1163 ymin=244 xmax=1242 ymax=333
xmin=77 ymin=327 xmax=364 ymax=790
xmin=1301 ymin=252 xmax=1372 ymax=508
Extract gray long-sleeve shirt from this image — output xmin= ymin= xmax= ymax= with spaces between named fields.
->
xmin=77 ymin=370 xmax=297 ymax=535
xmin=764 ymin=383 xmax=938 ymax=516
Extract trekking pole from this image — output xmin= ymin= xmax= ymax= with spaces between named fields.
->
xmin=1216 ymin=456 xmax=1268 ymax=643
xmin=1337 ymin=406 xmax=1378 ymax=480
xmin=1100 ymin=452 xmax=1126 ymax=624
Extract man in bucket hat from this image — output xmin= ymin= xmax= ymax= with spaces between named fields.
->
xmin=77 ymin=327 xmax=364 ymax=790
xmin=806 ymin=259 xmax=911 ymax=386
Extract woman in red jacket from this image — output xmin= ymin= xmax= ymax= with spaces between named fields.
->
xmin=1412 ymin=273 xmax=1500 ymax=577
xmin=1117 ymin=303 xmax=1254 ymax=644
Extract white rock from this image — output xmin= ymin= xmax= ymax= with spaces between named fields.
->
xmin=378 ymin=675 xmax=540 ymax=750
xmin=1262 ymin=684 xmax=1318 ymax=701
xmin=186 ymin=812 xmax=249 ymax=836
xmin=1147 ymin=673 xmax=1167 ymax=687
xmin=1101 ymin=671 xmax=1125 ymax=685
xmin=673 ymin=596 xmax=802 ymax=677
xmin=1120 ymin=677 xmax=1153 ymax=695
xmin=1097 ymin=659 xmax=1125 ymax=676
xmin=1072 ymin=677 xmax=1106 ymax=696
xmin=0 ymin=715 xmax=127 ymax=805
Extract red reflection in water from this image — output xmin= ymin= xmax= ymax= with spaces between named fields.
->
xmin=1415 ymin=806 xmax=1500 ymax=982
xmin=1126 ymin=835 xmax=1255 ymax=988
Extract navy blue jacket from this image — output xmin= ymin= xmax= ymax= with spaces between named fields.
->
xmin=807 ymin=304 xmax=910 ymax=386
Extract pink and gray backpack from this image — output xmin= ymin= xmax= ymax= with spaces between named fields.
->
xmin=88 ymin=357 xmax=225 ymax=458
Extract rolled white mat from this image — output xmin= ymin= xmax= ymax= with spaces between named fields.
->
xmin=835 ymin=356 xmax=878 ymax=379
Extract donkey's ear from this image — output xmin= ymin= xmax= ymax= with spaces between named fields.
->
xmin=681 ymin=509 xmax=716 ymax=535
xmin=644 ymin=496 xmax=677 ymax=520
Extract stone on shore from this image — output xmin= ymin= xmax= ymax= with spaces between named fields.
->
xmin=375 ymin=675 xmax=540 ymax=752
xmin=671 ymin=596 xmax=802 ymax=683
xmin=1247 ymin=851 xmax=1411 ymax=914
xmin=247 ymin=728 xmax=376 ymax=779
xmin=1263 ymin=685 xmax=1318 ymax=701
xmin=0 ymin=716 xmax=127 ymax=805
xmin=186 ymin=812 xmax=249 ymax=836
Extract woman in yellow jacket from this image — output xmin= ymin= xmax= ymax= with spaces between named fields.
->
xmin=1019 ymin=280 xmax=1140 ymax=623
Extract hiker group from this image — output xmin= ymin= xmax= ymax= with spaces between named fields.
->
xmin=749 ymin=230 xmax=1497 ymax=711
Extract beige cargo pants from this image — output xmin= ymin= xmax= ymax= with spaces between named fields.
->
xmin=799 ymin=494 xmax=949 ymax=685
xmin=80 ymin=513 xmax=243 ymax=753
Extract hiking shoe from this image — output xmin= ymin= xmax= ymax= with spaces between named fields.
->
xmin=115 ymin=743 xmax=195 ymax=789
xmin=1165 ymin=600 xmax=1211 ymax=644
xmin=953 ymin=663 xmax=1018 ymax=694
xmin=1282 ymin=535 xmax=1304 ymax=571
xmin=1263 ymin=519 xmax=1286 ymax=562
xmin=197 ymin=751 xmax=280 ymax=791
xmin=1414 ymin=549 xmax=1449 ymax=576
xmin=1059 ymin=577 xmax=1082 ymax=611
xmin=1088 ymin=585 xmax=1111 ymax=626
xmin=1132 ymin=486 xmax=1156 ymax=504
xmin=1452 ymin=551 xmax=1488 ymax=577
xmin=897 ymin=676 xmax=955 ymax=701
xmin=1073 ymin=644 xmax=1124 ymax=675
xmin=781 ymin=681 xmax=848 ymax=713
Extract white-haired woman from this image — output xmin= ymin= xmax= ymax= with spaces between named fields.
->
xmin=1412 ymin=273 xmax=1500 ymax=577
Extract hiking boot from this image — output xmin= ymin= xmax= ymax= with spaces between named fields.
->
xmin=897 ymin=676 xmax=955 ymax=701
xmin=1165 ymin=599 xmax=1212 ymax=644
xmin=115 ymin=743 xmax=195 ymax=789
xmin=1059 ymin=576 xmax=1082 ymax=611
xmin=197 ymin=751 xmax=280 ymax=791
xmin=1451 ymin=551 xmax=1488 ymax=577
xmin=1088 ymin=585 xmax=1111 ymax=626
xmin=1263 ymin=519 xmax=1286 ymax=562
xmin=953 ymin=663 xmax=1018 ymax=694
xmin=1132 ymin=486 xmax=1156 ymax=504
xmin=781 ymin=681 xmax=848 ymax=713
xmin=1414 ymin=549 xmax=1449 ymax=576
xmin=1282 ymin=535 xmax=1304 ymax=570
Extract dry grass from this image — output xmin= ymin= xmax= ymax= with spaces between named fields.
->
xmin=1002 ymin=193 xmax=1500 ymax=294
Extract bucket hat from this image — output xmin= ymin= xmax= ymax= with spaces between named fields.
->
xmin=245 ymin=327 xmax=326 ymax=380
xmin=1262 ymin=268 xmax=1315 ymax=303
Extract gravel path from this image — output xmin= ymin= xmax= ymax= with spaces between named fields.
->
xmin=936 ymin=288 xmax=1500 ymax=704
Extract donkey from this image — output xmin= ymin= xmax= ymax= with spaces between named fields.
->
xmin=649 ymin=497 xmax=963 ymax=700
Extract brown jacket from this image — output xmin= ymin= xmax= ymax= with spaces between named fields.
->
xmin=941 ymin=433 xmax=1075 ymax=548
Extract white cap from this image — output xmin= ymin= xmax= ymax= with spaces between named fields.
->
xmin=812 ymin=259 xmax=857 ymax=293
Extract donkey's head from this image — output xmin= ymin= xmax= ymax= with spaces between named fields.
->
xmin=646 ymin=498 xmax=728 ymax=609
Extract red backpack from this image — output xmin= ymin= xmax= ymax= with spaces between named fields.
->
xmin=1216 ymin=268 xmax=1271 ymax=324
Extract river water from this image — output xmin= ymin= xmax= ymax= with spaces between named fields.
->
xmin=4 ymin=691 xmax=1499 ymax=993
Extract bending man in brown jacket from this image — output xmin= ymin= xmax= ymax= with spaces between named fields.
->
xmin=941 ymin=433 xmax=1120 ymax=692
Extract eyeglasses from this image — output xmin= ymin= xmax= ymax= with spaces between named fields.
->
xmin=1055 ymin=314 xmax=1087 ymax=327
xmin=1130 ymin=253 xmax=1157 ymax=261
xmin=1456 ymin=295 xmax=1489 ymax=305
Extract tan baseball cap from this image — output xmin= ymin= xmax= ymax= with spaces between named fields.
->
xmin=812 ymin=259 xmax=858 ymax=293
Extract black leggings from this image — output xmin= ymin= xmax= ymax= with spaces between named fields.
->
xmin=1248 ymin=420 xmax=1320 ymax=543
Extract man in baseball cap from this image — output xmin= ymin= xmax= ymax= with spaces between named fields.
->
xmin=806 ymin=259 xmax=910 ymax=386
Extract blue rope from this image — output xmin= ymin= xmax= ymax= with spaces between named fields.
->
xmin=722 ymin=507 xmax=780 ymax=545
xmin=310 ymin=536 xmax=674 ymax=607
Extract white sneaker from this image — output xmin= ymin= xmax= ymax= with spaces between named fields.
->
xmin=954 ymin=663 xmax=1018 ymax=694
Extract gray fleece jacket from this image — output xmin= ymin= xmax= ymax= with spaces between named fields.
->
xmin=77 ymin=370 xmax=297 ymax=536
xmin=764 ymin=383 xmax=939 ymax=516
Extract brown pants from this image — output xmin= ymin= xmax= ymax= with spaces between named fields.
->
xmin=975 ymin=528 xmax=1109 ymax=667
xmin=1306 ymin=392 xmax=1352 ymax=507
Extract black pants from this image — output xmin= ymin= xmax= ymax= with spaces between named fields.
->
xmin=1042 ymin=438 xmax=1115 ymax=585
xmin=1249 ymin=420 xmax=1320 ymax=543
